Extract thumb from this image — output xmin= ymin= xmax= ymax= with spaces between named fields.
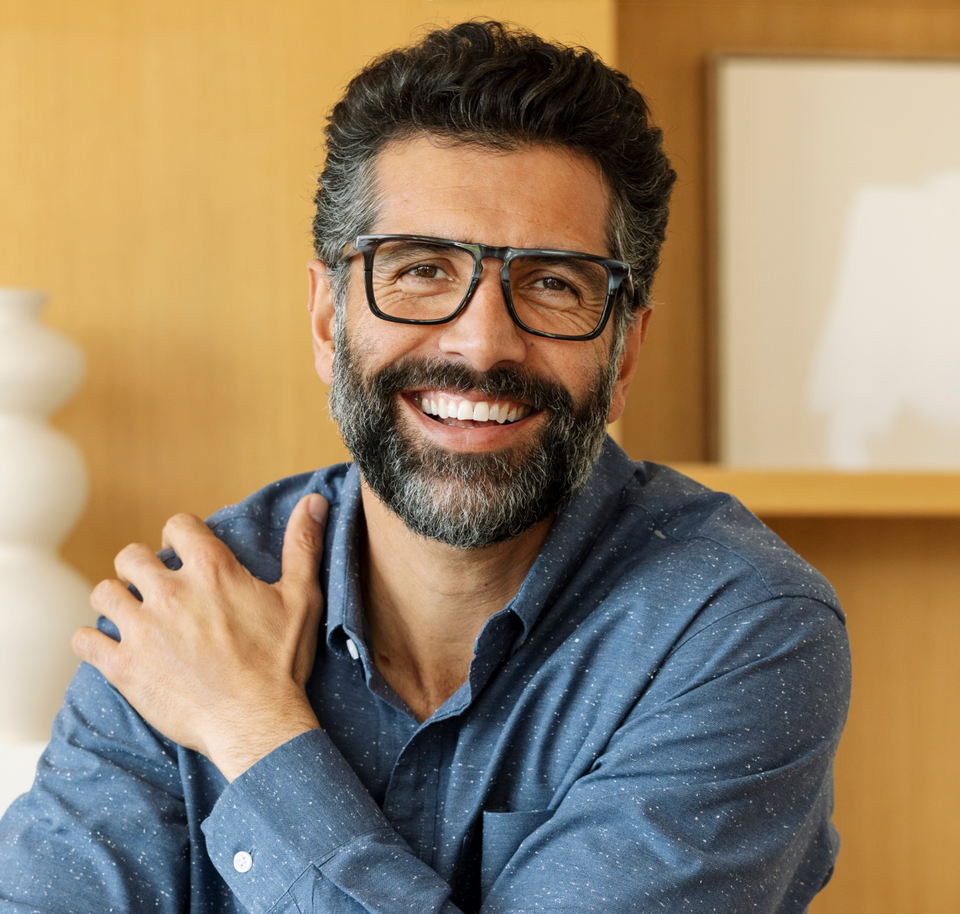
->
xmin=280 ymin=493 xmax=328 ymax=601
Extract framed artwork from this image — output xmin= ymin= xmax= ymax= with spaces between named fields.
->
xmin=713 ymin=54 xmax=960 ymax=469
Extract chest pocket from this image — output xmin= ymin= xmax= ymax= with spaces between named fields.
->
xmin=480 ymin=808 xmax=554 ymax=900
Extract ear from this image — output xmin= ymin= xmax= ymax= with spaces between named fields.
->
xmin=606 ymin=307 xmax=652 ymax=424
xmin=307 ymin=259 xmax=337 ymax=385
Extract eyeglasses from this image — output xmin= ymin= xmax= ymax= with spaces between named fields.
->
xmin=340 ymin=234 xmax=635 ymax=341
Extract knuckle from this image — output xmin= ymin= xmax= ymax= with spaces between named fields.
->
xmin=115 ymin=541 xmax=148 ymax=565
xmin=161 ymin=512 xmax=200 ymax=543
xmin=91 ymin=578 xmax=122 ymax=609
xmin=296 ymin=525 xmax=322 ymax=555
xmin=90 ymin=579 xmax=110 ymax=604
xmin=150 ymin=576 xmax=180 ymax=608
xmin=166 ymin=512 xmax=198 ymax=529
xmin=70 ymin=627 xmax=91 ymax=658
xmin=189 ymin=542 xmax=226 ymax=578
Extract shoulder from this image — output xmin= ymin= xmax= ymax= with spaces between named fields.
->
xmin=541 ymin=455 xmax=849 ymax=695
xmin=207 ymin=461 xmax=353 ymax=531
xmin=541 ymin=444 xmax=844 ymax=642
xmin=553 ymin=456 xmax=852 ymax=754
xmin=618 ymin=460 xmax=842 ymax=620
xmin=160 ymin=462 xmax=357 ymax=584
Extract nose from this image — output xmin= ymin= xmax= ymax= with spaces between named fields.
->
xmin=436 ymin=258 xmax=528 ymax=372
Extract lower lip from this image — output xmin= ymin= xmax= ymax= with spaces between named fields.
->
xmin=401 ymin=393 xmax=537 ymax=450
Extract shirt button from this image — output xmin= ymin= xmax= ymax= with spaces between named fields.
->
xmin=234 ymin=851 xmax=253 ymax=873
xmin=345 ymin=637 xmax=360 ymax=660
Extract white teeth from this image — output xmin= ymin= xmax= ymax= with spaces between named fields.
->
xmin=417 ymin=394 xmax=530 ymax=424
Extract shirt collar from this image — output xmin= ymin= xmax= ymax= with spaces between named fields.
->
xmin=505 ymin=437 xmax=639 ymax=642
xmin=323 ymin=437 xmax=639 ymax=676
xmin=323 ymin=465 xmax=367 ymax=660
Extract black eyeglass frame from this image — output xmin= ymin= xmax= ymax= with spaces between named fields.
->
xmin=342 ymin=234 xmax=636 ymax=342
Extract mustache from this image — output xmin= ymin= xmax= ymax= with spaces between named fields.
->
xmin=366 ymin=356 xmax=575 ymax=414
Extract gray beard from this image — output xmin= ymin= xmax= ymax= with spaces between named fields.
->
xmin=328 ymin=329 xmax=616 ymax=549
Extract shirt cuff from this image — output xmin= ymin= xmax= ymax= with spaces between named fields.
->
xmin=201 ymin=728 xmax=394 ymax=912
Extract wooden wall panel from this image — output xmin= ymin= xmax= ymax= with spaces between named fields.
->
xmin=615 ymin=3 xmax=960 ymax=911
xmin=765 ymin=517 xmax=960 ymax=913
xmin=0 ymin=0 xmax=615 ymax=585
xmin=616 ymin=0 xmax=960 ymax=463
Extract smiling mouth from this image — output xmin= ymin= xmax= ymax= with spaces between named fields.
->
xmin=414 ymin=391 xmax=533 ymax=428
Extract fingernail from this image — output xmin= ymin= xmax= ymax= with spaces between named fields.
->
xmin=307 ymin=493 xmax=328 ymax=523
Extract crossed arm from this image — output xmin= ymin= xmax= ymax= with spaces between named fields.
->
xmin=70 ymin=493 xmax=330 ymax=782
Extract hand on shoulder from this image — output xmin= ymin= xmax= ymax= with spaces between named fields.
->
xmin=71 ymin=492 xmax=329 ymax=781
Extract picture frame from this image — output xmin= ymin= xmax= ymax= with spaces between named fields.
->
xmin=712 ymin=53 xmax=960 ymax=469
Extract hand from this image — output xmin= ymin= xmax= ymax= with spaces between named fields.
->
xmin=72 ymin=493 xmax=329 ymax=781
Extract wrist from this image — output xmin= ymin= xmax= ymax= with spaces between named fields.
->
xmin=206 ymin=695 xmax=320 ymax=782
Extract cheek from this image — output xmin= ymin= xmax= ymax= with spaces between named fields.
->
xmin=518 ymin=336 xmax=610 ymax=402
xmin=349 ymin=309 xmax=444 ymax=366
xmin=577 ymin=341 xmax=616 ymax=401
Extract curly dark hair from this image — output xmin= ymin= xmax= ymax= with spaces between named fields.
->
xmin=313 ymin=20 xmax=675 ymax=326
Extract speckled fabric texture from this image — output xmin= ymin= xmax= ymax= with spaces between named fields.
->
xmin=0 ymin=438 xmax=850 ymax=913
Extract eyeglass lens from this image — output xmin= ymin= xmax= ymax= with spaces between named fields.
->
xmin=369 ymin=239 xmax=610 ymax=337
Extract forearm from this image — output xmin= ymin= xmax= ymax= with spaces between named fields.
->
xmin=203 ymin=730 xmax=463 ymax=914
xmin=202 ymin=599 xmax=850 ymax=914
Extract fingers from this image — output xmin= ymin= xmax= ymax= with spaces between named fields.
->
xmin=113 ymin=541 xmax=164 ymax=587
xmin=90 ymin=577 xmax=141 ymax=626
xmin=71 ymin=624 xmax=122 ymax=678
xmin=280 ymin=494 xmax=329 ymax=602
xmin=160 ymin=512 xmax=223 ymax=556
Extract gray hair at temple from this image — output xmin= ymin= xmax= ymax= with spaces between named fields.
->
xmin=312 ymin=19 xmax=676 ymax=336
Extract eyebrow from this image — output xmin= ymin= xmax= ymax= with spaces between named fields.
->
xmin=375 ymin=241 xmax=462 ymax=262
xmin=517 ymin=255 xmax=606 ymax=285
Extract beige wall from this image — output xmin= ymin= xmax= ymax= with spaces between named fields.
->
xmin=0 ymin=0 xmax=615 ymax=584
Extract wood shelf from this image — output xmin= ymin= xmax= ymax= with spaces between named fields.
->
xmin=671 ymin=464 xmax=960 ymax=517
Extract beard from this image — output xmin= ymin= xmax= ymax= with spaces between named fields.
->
xmin=328 ymin=327 xmax=618 ymax=549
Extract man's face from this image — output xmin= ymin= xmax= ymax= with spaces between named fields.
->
xmin=310 ymin=137 xmax=644 ymax=548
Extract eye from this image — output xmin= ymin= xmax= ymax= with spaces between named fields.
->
xmin=404 ymin=263 xmax=453 ymax=281
xmin=530 ymin=275 xmax=573 ymax=293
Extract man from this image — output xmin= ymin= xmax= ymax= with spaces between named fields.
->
xmin=0 ymin=21 xmax=850 ymax=913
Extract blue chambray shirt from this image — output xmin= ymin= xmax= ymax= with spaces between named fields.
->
xmin=0 ymin=439 xmax=851 ymax=913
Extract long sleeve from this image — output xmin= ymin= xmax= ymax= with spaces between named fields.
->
xmin=201 ymin=596 xmax=849 ymax=914
xmin=202 ymin=731 xmax=461 ymax=913
xmin=0 ymin=602 xmax=848 ymax=914
xmin=0 ymin=659 xmax=192 ymax=912
xmin=0 ymin=452 xmax=852 ymax=913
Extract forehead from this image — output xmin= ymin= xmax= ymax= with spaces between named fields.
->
xmin=369 ymin=135 xmax=612 ymax=256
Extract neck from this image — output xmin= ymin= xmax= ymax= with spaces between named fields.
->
xmin=359 ymin=483 xmax=552 ymax=722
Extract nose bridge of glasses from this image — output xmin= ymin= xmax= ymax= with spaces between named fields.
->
xmin=468 ymin=244 xmax=511 ymax=286
xmin=462 ymin=244 xmax=513 ymax=303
